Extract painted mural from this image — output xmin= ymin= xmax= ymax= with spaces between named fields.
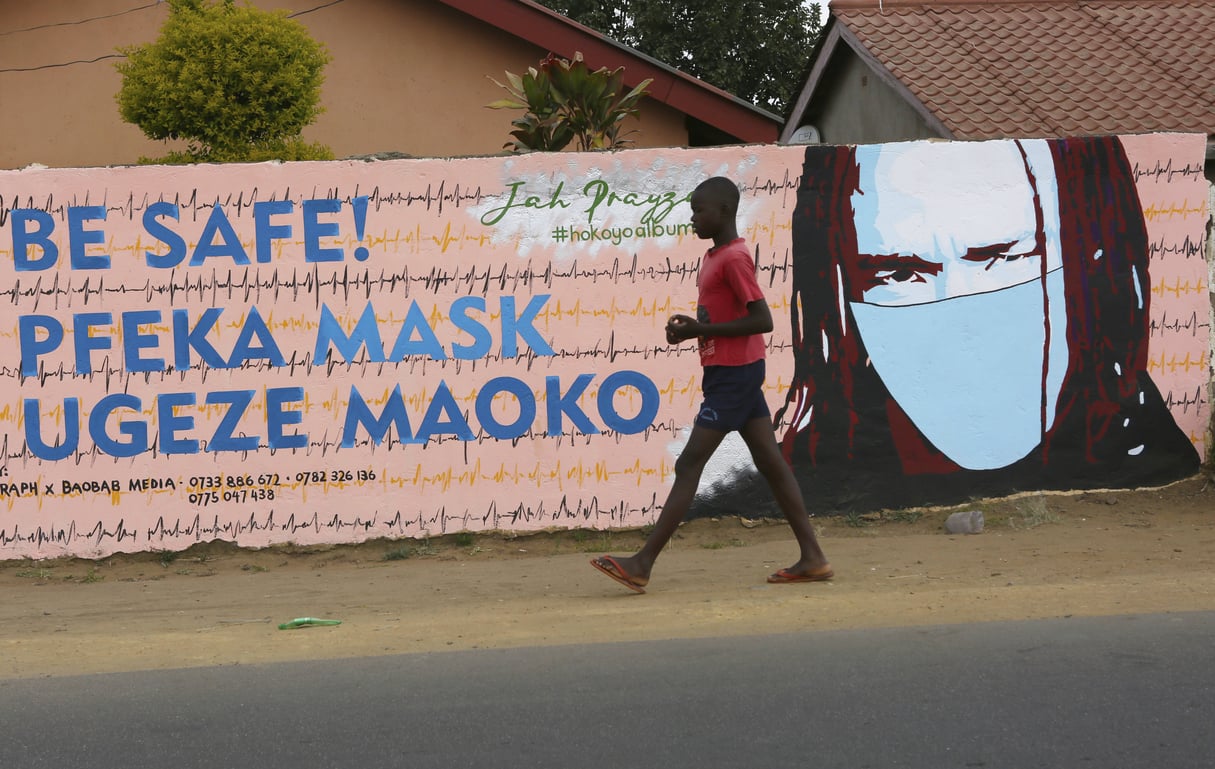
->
xmin=769 ymin=135 xmax=1208 ymax=513
xmin=0 ymin=135 xmax=1208 ymax=559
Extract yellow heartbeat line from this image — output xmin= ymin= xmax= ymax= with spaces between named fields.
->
xmin=3 ymin=293 xmax=795 ymax=341
xmin=1151 ymin=278 xmax=1207 ymax=298
xmin=1146 ymin=351 xmax=1208 ymax=375
xmin=1142 ymin=200 xmax=1207 ymax=221
xmin=380 ymin=456 xmax=677 ymax=494
xmin=744 ymin=212 xmax=793 ymax=246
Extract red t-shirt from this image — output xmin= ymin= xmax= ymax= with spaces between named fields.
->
xmin=695 ymin=238 xmax=767 ymax=366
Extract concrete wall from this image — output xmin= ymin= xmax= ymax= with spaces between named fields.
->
xmin=1209 ymin=181 xmax=1215 ymax=462
xmin=808 ymin=49 xmax=941 ymax=145
xmin=0 ymin=135 xmax=1207 ymax=559
xmin=0 ymin=0 xmax=689 ymax=170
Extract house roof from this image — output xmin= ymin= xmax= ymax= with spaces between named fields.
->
xmin=784 ymin=0 xmax=1215 ymax=144
xmin=436 ymin=0 xmax=782 ymax=144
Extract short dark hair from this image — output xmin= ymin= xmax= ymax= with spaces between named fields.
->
xmin=695 ymin=176 xmax=740 ymax=212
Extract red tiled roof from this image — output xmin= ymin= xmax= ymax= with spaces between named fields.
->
xmin=828 ymin=0 xmax=1215 ymax=139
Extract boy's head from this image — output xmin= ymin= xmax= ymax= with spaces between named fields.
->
xmin=690 ymin=176 xmax=739 ymax=242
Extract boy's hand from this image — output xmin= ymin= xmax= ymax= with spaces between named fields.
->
xmin=665 ymin=314 xmax=699 ymax=344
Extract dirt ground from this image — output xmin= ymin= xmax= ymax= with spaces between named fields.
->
xmin=1 ymin=473 xmax=1212 ymax=680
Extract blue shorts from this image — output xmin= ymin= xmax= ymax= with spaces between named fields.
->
xmin=694 ymin=360 xmax=770 ymax=433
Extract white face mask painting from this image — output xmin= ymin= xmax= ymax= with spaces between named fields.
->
xmin=846 ymin=140 xmax=1069 ymax=471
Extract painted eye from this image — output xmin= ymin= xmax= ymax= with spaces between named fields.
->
xmin=874 ymin=268 xmax=927 ymax=285
xmin=977 ymin=250 xmax=1041 ymax=270
xmin=961 ymin=242 xmax=1044 ymax=270
xmin=847 ymin=253 xmax=943 ymax=301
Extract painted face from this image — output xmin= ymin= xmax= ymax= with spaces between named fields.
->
xmin=844 ymin=140 xmax=1069 ymax=471
xmin=848 ymin=141 xmax=1063 ymax=304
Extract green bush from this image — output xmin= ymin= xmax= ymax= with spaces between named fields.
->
xmin=142 ymin=138 xmax=334 ymax=166
xmin=116 ymin=0 xmax=332 ymax=164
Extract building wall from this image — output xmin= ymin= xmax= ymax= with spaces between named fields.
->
xmin=1209 ymin=181 xmax=1215 ymax=461
xmin=0 ymin=135 xmax=1207 ymax=559
xmin=809 ymin=49 xmax=941 ymax=145
xmin=0 ymin=0 xmax=688 ymax=170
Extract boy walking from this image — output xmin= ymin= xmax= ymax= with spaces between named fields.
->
xmin=590 ymin=176 xmax=832 ymax=593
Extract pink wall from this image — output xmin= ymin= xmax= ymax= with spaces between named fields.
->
xmin=1120 ymin=134 xmax=1210 ymax=450
xmin=0 ymin=136 xmax=1207 ymax=559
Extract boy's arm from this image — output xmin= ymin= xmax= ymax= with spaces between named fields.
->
xmin=667 ymin=299 xmax=772 ymax=342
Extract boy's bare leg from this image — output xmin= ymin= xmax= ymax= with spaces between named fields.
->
xmin=738 ymin=416 xmax=831 ymax=577
xmin=592 ymin=424 xmax=726 ymax=585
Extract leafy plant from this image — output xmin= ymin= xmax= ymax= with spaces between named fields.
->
xmin=843 ymin=510 xmax=871 ymax=528
xmin=488 ymin=52 xmax=652 ymax=152
xmin=115 ymin=0 xmax=332 ymax=164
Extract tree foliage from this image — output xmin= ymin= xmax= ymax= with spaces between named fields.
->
xmin=115 ymin=0 xmax=332 ymax=164
xmin=488 ymin=53 xmax=652 ymax=152
xmin=538 ymin=0 xmax=822 ymax=113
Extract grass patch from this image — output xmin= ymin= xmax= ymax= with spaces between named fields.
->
xmin=884 ymin=510 xmax=924 ymax=524
xmin=570 ymin=529 xmax=617 ymax=553
xmin=79 ymin=568 xmax=104 ymax=584
xmin=700 ymin=539 xmax=745 ymax=550
xmin=1008 ymin=495 xmax=1059 ymax=529
xmin=15 ymin=568 xmax=54 ymax=580
xmin=382 ymin=546 xmax=411 ymax=561
xmin=454 ymin=532 xmax=475 ymax=547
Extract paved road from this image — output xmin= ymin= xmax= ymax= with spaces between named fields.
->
xmin=2 ymin=612 xmax=1212 ymax=769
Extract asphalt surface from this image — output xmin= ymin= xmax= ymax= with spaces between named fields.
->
xmin=2 ymin=611 xmax=1212 ymax=769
